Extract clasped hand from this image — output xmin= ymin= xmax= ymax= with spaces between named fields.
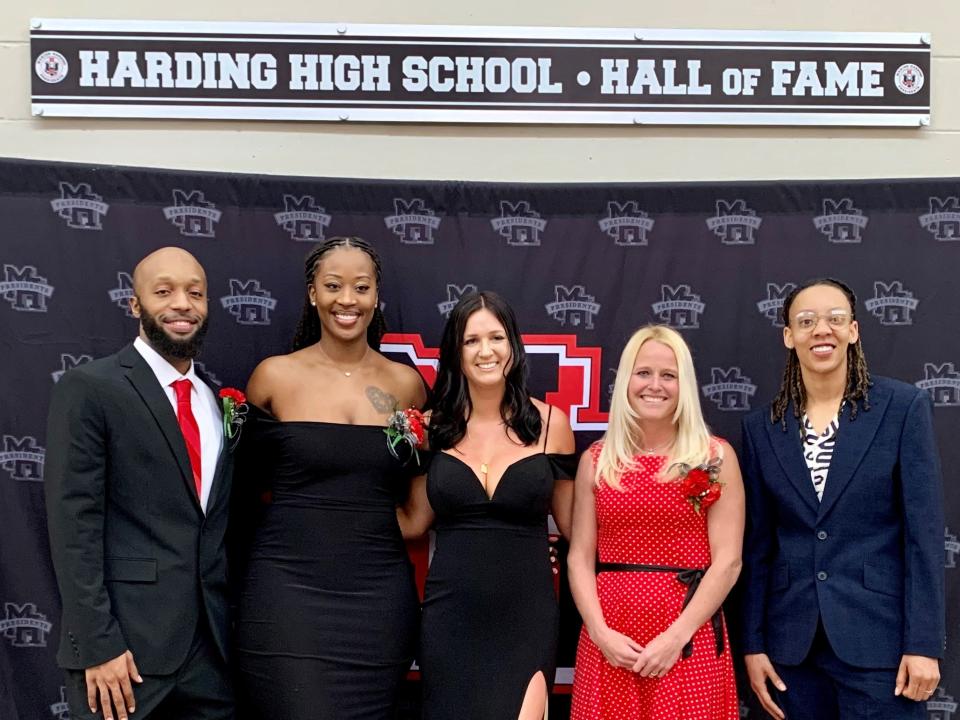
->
xmin=594 ymin=626 xmax=684 ymax=678
xmin=85 ymin=650 xmax=142 ymax=720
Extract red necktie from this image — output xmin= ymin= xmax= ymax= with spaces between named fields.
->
xmin=172 ymin=379 xmax=202 ymax=498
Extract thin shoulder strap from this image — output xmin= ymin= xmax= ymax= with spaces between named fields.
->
xmin=542 ymin=404 xmax=553 ymax=451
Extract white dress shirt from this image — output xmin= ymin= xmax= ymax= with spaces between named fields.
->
xmin=134 ymin=337 xmax=222 ymax=513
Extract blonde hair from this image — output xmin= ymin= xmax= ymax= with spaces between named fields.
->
xmin=596 ymin=325 xmax=712 ymax=489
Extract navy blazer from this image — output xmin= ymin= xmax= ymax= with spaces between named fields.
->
xmin=740 ymin=376 xmax=945 ymax=668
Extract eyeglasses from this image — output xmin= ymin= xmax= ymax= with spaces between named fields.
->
xmin=791 ymin=310 xmax=852 ymax=331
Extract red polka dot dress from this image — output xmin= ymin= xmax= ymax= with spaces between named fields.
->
xmin=570 ymin=440 xmax=738 ymax=720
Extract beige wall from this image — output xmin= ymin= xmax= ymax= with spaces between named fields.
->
xmin=2 ymin=1 xmax=958 ymax=181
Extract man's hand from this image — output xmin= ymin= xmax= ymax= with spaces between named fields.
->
xmin=744 ymin=653 xmax=787 ymax=720
xmin=85 ymin=650 xmax=142 ymax=720
xmin=895 ymin=654 xmax=940 ymax=701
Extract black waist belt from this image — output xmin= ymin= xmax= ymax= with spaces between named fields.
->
xmin=596 ymin=562 xmax=725 ymax=659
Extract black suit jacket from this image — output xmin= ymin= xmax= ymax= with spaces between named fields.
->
xmin=45 ymin=343 xmax=233 ymax=674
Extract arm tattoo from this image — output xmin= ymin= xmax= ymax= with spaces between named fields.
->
xmin=366 ymin=386 xmax=398 ymax=413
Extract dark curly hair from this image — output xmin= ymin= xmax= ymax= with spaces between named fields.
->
xmin=291 ymin=237 xmax=387 ymax=351
xmin=771 ymin=277 xmax=871 ymax=428
xmin=427 ymin=291 xmax=541 ymax=450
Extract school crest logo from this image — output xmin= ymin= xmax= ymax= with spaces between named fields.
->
xmin=946 ymin=528 xmax=960 ymax=570
xmin=706 ymin=199 xmax=762 ymax=245
xmin=864 ymin=280 xmax=918 ymax=326
xmin=920 ymin=197 xmax=960 ymax=241
xmin=545 ymin=285 xmax=601 ymax=329
xmin=597 ymin=201 xmax=655 ymax=246
xmin=163 ymin=189 xmax=222 ymax=238
xmin=927 ymin=687 xmax=958 ymax=720
xmin=756 ymin=282 xmax=796 ymax=327
xmin=50 ymin=687 xmax=70 ymax=720
xmin=0 ymin=603 xmax=52 ymax=648
xmin=916 ymin=363 xmax=960 ymax=407
xmin=35 ymin=51 xmax=68 ymax=83
xmin=51 ymin=353 xmax=93 ymax=383
xmin=0 ymin=435 xmax=45 ymax=482
xmin=50 ymin=182 xmax=109 ymax=230
xmin=107 ymin=271 xmax=136 ymax=316
xmin=491 ymin=200 xmax=547 ymax=247
xmin=220 ymin=279 xmax=277 ymax=326
xmin=274 ymin=194 xmax=331 ymax=242
xmin=651 ymin=284 xmax=705 ymax=329
xmin=1 ymin=265 xmax=54 ymax=312
xmin=702 ymin=367 xmax=757 ymax=411
xmin=894 ymin=63 xmax=924 ymax=95
xmin=385 ymin=198 xmax=441 ymax=245
xmin=813 ymin=198 xmax=867 ymax=243
xmin=437 ymin=283 xmax=477 ymax=317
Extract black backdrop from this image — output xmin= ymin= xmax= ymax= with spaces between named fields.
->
xmin=1 ymin=157 xmax=957 ymax=719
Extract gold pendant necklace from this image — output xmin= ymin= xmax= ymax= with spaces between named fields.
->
xmin=319 ymin=346 xmax=369 ymax=377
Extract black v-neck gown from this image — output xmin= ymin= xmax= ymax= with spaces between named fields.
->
xmin=419 ymin=451 xmax=575 ymax=719
xmin=233 ymin=407 xmax=419 ymax=719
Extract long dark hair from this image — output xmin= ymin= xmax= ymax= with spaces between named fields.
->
xmin=291 ymin=237 xmax=387 ymax=351
xmin=771 ymin=277 xmax=871 ymax=428
xmin=427 ymin=291 xmax=541 ymax=450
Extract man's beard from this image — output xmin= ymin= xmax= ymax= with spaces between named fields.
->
xmin=139 ymin=303 xmax=209 ymax=360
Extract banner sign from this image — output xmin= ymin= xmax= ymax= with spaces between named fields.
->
xmin=30 ymin=20 xmax=931 ymax=126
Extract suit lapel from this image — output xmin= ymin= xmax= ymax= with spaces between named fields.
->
xmin=764 ymin=410 xmax=821 ymax=515
xmin=816 ymin=383 xmax=891 ymax=521
xmin=120 ymin=344 xmax=202 ymax=515
xmin=196 ymin=373 xmax=228 ymax=511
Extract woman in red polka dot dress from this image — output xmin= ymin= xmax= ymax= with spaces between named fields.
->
xmin=568 ymin=325 xmax=744 ymax=719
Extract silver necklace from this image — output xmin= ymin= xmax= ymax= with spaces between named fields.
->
xmin=639 ymin=437 xmax=675 ymax=454
xmin=318 ymin=346 xmax=369 ymax=377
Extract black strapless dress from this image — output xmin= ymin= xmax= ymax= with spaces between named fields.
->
xmin=233 ymin=407 xmax=419 ymax=720
xmin=419 ymin=450 xmax=575 ymax=719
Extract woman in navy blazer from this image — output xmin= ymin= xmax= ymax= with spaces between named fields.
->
xmin=740 ymin=278 xmax=944 ymax=719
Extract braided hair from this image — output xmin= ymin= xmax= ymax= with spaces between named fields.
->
xmin=771 ymin=277 xmax=871 ymax=429
xmin=291 ymin=237 xmax=387 ymax=351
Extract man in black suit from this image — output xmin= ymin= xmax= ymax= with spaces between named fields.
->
xmin=45 ymin=247 xmax=234 ymax=720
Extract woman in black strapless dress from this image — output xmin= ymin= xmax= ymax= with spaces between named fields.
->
xmin=398 ymin=291 xmax=576 ymax=720
xmin=233 ymin=237 xmax=426 ymax=720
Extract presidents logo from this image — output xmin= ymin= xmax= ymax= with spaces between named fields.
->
xmin=0 ymin=602 xmax=52 ymax=648
xmin=916 ymin=362 xmax=960 ymax=407
xmin=813 ymin=198 xmax=868 ymax=243
xmin=756 ymin=282 xmax=796 ymax=327
xmin=52 ymin=353 xmax=93 ymax=383
xmin=491 ymin=200 xmax=547 ymax=247
xmin=220 ymin=278 xmax=277 ymax=326
xmin=864 ymin=280 xmax=918 ymax=326
xmin=545 ymin=285 xmax=600 ymax=329
xmin=920 ymin=197 xmax=960 ymax=241
xmin=927 ymin=687 xmax=957 ymax=720
xmin=597 ymin=201 xmax=655 ymax=246
xmin=385 ymin=198 xmax=441 ymax=245
xmin=35 ymin=51 xmax=68 ymax=84
xmin=50 ymin=181 xmax=109 ymax=230
xmin=1 ymin=265 xmax=54 ymax=313
xmin=894 ymin=63 xmax=924 ymax=95
xmin=946 ymin=527 xmax=959 ymax=570
xmin=274 ymin=194 xmax=331 ymax=242
xmin=437 ymin=283 xmax=477 ymax=317
xmin=706 ymin=199 xmax=762 ymax=245
xmin=702 ymin=367 xmax=757 ymax=411
xmin=107 ymin=271 xmax=136 ymax=316
xmin=651 ymin=284 xmax=705 ymax=329
xmin=1 ymin=435 xmax=45 ymax=482
xmin=163 ymin=189 xmax=222 ymax=238
xmin=50 ymin=687 xmax=70 ymax=720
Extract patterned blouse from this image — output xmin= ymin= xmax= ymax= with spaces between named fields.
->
xmin=801 ymin=406 xmax=842 ymax=502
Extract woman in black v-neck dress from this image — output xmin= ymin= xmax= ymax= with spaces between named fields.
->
xmin=397 ymin=291 xmax=576 ymax=720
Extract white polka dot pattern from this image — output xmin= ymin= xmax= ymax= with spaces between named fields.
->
xmin=570 ymin=440 xmax=739 ymax=720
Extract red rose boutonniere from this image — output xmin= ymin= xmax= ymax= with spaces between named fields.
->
xmin=384 ymin=407 xmax=426 ymax=465
xmin=675 ymin=458 xmax=724 ymax=514
xmin=219 ymin=387 xmax=248 ymax=442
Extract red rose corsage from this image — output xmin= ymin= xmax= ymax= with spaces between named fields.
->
xmin=384 ymin=407 xmax=426 ymax=465
xmin=218 ymin=387 xmax=248 ymax=441
xmin=674 ymin=458 xmax=724 ymax=514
